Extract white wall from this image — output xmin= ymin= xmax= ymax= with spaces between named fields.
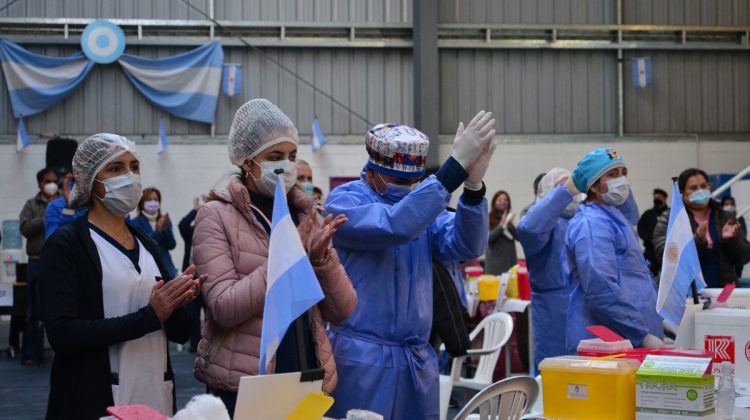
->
xmin=1 ymin=139 xmax=749 ymax=268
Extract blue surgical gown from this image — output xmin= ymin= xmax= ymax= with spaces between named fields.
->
xmin=563 ymin=200 xmax=663 ymax=354
xmin=516 ymin=185 xmax=574 ymax=375
xmin=324 ymin=174 xmax=488 ymax=419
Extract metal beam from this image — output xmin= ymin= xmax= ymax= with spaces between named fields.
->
xmin=413 ymin=0 xmax=440 ymax=166
xmin=3 ymin=18 xmax=750 ymax=51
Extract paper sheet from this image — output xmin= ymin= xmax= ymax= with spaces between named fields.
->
xmin=500 ymin=298 xmax=530 ymax=313
xmin=673 ymin=302 xmax=703 ymax=348
xmin=234 ymin=372 xmax=324 ymax=420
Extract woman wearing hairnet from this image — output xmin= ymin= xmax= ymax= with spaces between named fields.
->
xmin=516 ymin=168 xmax=581 ymax=374
xmin=563 ymin=148 xmax=664 ymax=354
xmin=38 ymin=134 xmax=204 ymax=419
xmin=191 ymin=99 xmax=356 ymax=416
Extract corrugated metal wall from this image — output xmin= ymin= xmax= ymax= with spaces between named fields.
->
xmin=440 ymin=50 xmax=616 ymax=134
xmin=1 ymin=1 xmax=749 ymax=137
xmin=0 ymin=45 xmax=412 ymax=136
xmin=439 ymin=0 xmax=750 ymax=25
xmin=622 ymin=0 xmax=750 ymax=25
xmin=439 ymin=0 xmax=616 ymax=24
xmin=624 ymin=51 xmax=750 ymax=133
xmin=3 ymin=0 xmax=411 ymax=23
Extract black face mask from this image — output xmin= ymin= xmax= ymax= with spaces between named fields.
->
xmin=653 ymin=198 xmax=664 ymax=208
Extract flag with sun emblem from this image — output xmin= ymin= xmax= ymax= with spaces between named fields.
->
xmin=656 ymin=181 xmax=706 ymax=326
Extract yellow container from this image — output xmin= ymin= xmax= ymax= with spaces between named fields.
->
xmin=505 ymin=269 xmax=519 ymax=298
xmin=540 ymin=356 xmax=639 ymax=420
xmin=477 ymin=275 xmax=500 ymax=301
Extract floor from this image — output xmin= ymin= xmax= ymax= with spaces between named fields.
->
xmin=0 ymin=318 xmax=466 ymax=419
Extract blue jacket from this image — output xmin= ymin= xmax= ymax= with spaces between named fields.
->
xmin=517 ymin=185 xmax=575 ymax=374
xmin=45 ymin=196 xmax=87 ymax=240
xmin=563 ymin=200 xmax=663 ymax=354
xmin=128 ymin=214 xmax=178 ymax=278
xmin=324 ymin=172 xmax=488 ymax=419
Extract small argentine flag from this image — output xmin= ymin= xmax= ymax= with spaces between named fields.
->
xmin=656 ymin=181 xmax=706 ymax=326
xmin=158 ymin=118 xmax=168 ymax=154
xmin=311 ymin=117 xmax=326 ymax=153
xmin=632 ymin=57 xmax=652 ymax=88
xmin=16 ymin=117 xmax=29 ymax=153
xmin=258 ymin=175 xmax=325 ymax=374
xmin=222 ymin=63 xmax=242 ymax=97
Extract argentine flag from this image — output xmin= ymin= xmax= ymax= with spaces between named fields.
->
xmin=118 ymin=42 xmax=224 ymax=124
xmin=158 ymin=118 xmax=168 ymax=154
xmin=656 ymin=181 xmax=706 ymax=326
xmin=222 ymin=63 xmax=241 ymax=97
xmin=258 ymin=175 xmax=325 ymax=374
xmin=632 ymin=57 xmax=652 ymax=88
xmin=311 ymin=117 xmax=326 ymax=153
xmin=16 ymin=117 xmax=29 ymax=153
xmin=0 ymin=39 xmax=94 ymax=118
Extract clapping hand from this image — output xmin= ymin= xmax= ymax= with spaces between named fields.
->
xmin=722 ymin=221 xmax=740 ymax=239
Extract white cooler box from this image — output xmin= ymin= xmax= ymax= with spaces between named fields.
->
xmin=694 ymin=308 xmax=750 ymax=382
xmin=701 ymin=288 xmax=750 ymax=309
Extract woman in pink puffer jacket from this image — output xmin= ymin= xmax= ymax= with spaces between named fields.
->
xmin=191 ymin=99 xmax=357 ymax=415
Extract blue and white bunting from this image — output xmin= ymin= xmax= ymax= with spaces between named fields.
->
xmin=656 ymin=181 xmax=706 ymax=326
xmin=118 ymin=42 xmax=224 ymax=124
xmin=632 ymin=57 xmax=652 ymax=88
xmin=16 ymin=117 xmax=29 ymax=153
xmin=258 ymin=175 xmax=325 ymax=374
xmin=222 ymin=63 xmax=242 ymax=97
xmin=158 ymin=118 xmax=168 ymax=154
xmin=311 ymin=117 xmax=326 ymax=153
xmin=0 ymin=39 xmax=94 ymax=118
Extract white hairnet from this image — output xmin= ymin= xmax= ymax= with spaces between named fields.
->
xmin=227 ymin=99 xmax=298 ymax=166
xmin=538 ymin=167 xmax=571 ymax=198
xmin=68 ymin=133 xmax=138 ymax=209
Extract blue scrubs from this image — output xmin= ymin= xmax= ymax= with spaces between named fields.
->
xmin=324 ymin=174 xmax=488 ymax=419
xmin=516 ymin=185 xmax=574 ymax=375
xmin=563 ymin=200 xmax=663 ymax=354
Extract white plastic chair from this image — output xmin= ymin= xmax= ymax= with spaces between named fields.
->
xmin=439 ymin=312 xmax=514 ymax=420
xmin=453 ymin=376 xmax=539 ymax=420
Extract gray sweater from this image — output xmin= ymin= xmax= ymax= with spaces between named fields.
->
xmin=484 ymin=222 xmax=518 ymax=275
xmin=20 ymin=192 xmax=55 ymax=257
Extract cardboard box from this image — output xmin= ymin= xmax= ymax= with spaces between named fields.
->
xmin=635 ymin=355 xmax=714 ymax=420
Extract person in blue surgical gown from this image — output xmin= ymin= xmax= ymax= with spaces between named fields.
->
xmin=517 ymin=168 xmax=582 ymax=374
xmin=324 ymin=113 xmax=496 ymax=419
xmin=563 ymin=148 xmax=664 ymax=355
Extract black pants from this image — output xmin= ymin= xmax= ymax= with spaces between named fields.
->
xmin=22 ymin=259 xmax=44 ymax=362
xmin=207 ymin=387 xmax=237 ymax=418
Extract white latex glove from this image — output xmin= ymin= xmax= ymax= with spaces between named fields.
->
xmin=564 ymin=176 xmax=580 ymax=195
xmin=465 ymin=139 xmax=497 ymax=190
xmin=451 ymin=110 xmax=496 ymax=169
xmin=642 ymin=333 xmax=666 ymax=349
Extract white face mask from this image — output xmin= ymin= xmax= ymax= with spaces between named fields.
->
xmin=723 ymin=205 xmax=736 ymax=213
xmin=94 ymin=172 xmax=143 ymax=217
xmin=43 ymin=182 xmax=59 ymax=196
xmin=598 ymin=176 xmax=629 ymax=206
xmin=249 ymin=159 xmax=297 ymax=197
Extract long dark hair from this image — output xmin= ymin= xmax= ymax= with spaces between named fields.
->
xmin=138 ymin=187 xmax=162 ymax=217
xmin=489 ymin=190 xmax=511 ymax=229
xmin=678 ymin=168 xmax=709 ymax=194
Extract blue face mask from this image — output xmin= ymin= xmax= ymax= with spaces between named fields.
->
xmin=688 ymin=189 xmax=712 ymax=206
xmin=373 ymin=171 xmax=419 ymax=202
xmin=301 ymin=181 xmax=314 ymax=196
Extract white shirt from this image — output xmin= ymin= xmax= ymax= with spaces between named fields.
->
xmin=90 ymin=228 xmax=172 ymax=415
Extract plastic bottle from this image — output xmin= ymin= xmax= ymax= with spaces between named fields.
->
xmin=716 ymin=361 xmax=735 ymax=420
